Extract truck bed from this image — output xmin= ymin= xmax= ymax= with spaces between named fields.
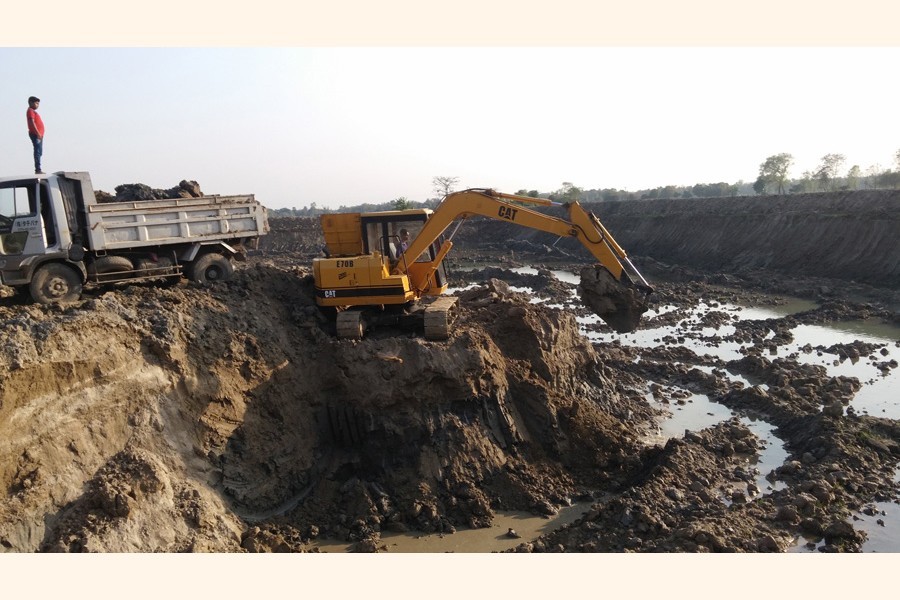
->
xmin=84 ymin=195 xmax=268 ymax=250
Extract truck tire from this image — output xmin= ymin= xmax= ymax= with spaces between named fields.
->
xmin=91 ymin=255 xmax=134 ymax=282
xmin=188 ymin=253 xmax=234 ymax=283
xmin=30 ymin=263 xmax=83 ymax=304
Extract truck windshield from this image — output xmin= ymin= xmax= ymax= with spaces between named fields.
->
xmin=0 ymin=181 xmax=38 ymax=223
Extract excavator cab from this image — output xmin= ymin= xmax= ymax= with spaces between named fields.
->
xmin=357 ymin=209 xmax=450 ymax=293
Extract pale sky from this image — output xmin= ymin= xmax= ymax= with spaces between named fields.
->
xmin=2 ymin=47 xmax=898 ymax=210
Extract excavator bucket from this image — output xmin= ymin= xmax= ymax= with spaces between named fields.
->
xmin=577 ymin=265 xmax=651 ymax=334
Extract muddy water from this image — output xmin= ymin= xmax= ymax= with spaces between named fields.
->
xmin=312 ymin=502 xmax=591 ymax=553
xmin=586 ymin=296 xmax=900 ymax=552
xmin=586 ymin=302 xmax=900 ymax=420
xmin=535 ymin=274 xmax=899 ymax=551
xmin=449 ymin=268 xmax=900 ymax=552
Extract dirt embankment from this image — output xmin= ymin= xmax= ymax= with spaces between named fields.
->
xmin=0 ymin=267 xmax=658 ymax=552
xmin=258 ymin=189 xmax=899 ymax=295
xmin=450 ymin=190 xmax=900 ymax=290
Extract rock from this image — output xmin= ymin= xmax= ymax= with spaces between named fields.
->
xmin=665 ymin=488 xmax=685 ymax=502
xmin=352 ymin=538 xmax=380 ymax=553
xmin=756 ymin=535 xmax=781 ymax=552
xmin=810 ymin=484 xmax=834 ymax=505
xmin=506 ymin=528 xmax=521 ymax=539
xmin=776 ymin=506 xmax=799 ymax=523
xmin=823 ymin=402 xmax=843 ymax=417
xmin=823 ymin=521 xmax=855 ymax=542
xmin=800 ymin=518 xmax=824 ymax=535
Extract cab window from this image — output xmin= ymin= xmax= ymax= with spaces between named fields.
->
xmin=0 ymin=181 xmax=38 ymax=222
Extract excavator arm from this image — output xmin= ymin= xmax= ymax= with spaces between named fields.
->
xmin=395 ymin=188 xmax=652 ymax=332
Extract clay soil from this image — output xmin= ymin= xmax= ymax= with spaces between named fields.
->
xmin=1 ymin=193 xmax=898 ymax=553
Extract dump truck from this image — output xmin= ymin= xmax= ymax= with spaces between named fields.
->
xmin=314 ymin=187 xmax=652 ymax=339
xmin=0 ymin=171 xmax=268 ymax=303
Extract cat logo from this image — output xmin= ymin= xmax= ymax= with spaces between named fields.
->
xmin=498 ymin=206 xmax=518 ymax=221
xmin=338 ymin=272 xmax=347 ymax=280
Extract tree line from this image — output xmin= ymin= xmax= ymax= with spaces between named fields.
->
xmin=753 ymin=150 xmax=900 ymax=195
xmin=272 ymin=149 xmax=900 ymax=216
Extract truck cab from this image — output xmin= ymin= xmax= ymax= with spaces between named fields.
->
xmin=0 ymin=173 xmax=75 ymax=287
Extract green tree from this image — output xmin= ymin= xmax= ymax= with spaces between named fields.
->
xmin=846 ymin=165 xmax=861 ymax=190
xmin=432 ymin=176 xmax=459 ymax=198
xmin=758 ymin=153 xmax=794 ymax=195
xmin=883 ymin=171 xmax=900 ymax=189
xmin=753 ymin=177 xmax=767 ymax=195
xmin=865 ymin=164 xmax=882 ymax=189
xmin=815 ymin=153 xmax=846 ymax=191
xmin=392 ymin=197 xmax=413 ymax=210
xmin=550 ymin=182 xmax=583 ymax=203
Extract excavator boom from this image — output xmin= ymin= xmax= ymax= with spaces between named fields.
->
xmin=314 ymin=187 xmax=652 ymax=338
xmin=394 ymin=188 xmax=652 ymax=332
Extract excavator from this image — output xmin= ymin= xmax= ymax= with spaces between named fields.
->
xmin=313 ymin=188 xmax=652 ymax=339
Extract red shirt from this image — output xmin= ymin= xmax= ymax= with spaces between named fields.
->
xmin=27 ymin=107 xmax=44 ymax=137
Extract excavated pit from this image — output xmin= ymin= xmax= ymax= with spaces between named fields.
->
xmin=1 ymin=187 xmax=898 ymax=553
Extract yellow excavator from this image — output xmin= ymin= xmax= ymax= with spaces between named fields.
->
xmin=313 ymin=188 xmax=652 ymax=339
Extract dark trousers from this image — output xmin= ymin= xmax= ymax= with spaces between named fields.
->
xmin=30 ymin=133 xmax=43 ymax=172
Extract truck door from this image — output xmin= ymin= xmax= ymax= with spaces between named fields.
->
xmin=0 ymin=179 xmax=46 ymax=258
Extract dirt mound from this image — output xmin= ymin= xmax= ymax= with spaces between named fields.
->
xmin=0 ymin=261 xmax=657 ymax=552
xmin=256 ymin=216 xmax=324 ymax=258
xmin=94 ymin=180 xmax=205 ymax=203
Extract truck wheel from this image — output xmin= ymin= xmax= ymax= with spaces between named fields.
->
xmin=91 ymin=255 xmax=134 ymax=282
xmin=189 ymin=253 xmax=234 ymax=283
xmin=30 ymin=263 xmax=83 ymax=304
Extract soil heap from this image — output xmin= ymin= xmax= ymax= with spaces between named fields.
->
xmin=0 ymin=264 xmax=655 ymax=552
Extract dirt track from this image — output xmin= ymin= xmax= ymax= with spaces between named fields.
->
xmin=0 ymin=190 xmax=898 ymax=552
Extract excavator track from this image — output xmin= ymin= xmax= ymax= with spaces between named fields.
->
xmin=336 ymin=310 xmax=366 ymax=339
xmin=423 ymin=296 xmax=459 ymax=340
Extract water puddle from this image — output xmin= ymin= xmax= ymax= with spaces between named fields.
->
xmin=312 ymin=501 xmax=592 ymax=553
xmin=742 ymin=416 xmax=789 ymax=494
xmin=643 ymin=381 xmax=788 ymax=496
xmin=588 ymin=299 xmax=900 ymax=420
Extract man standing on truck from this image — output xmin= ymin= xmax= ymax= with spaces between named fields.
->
xmin=26 ymin=96 xmax=45 ymax=174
